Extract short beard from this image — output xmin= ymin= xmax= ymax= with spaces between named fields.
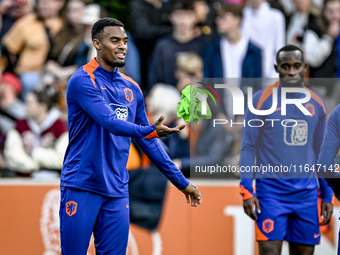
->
xmin=108 ymin=60 xmax=126 ymax=69
xmin=115 ymin=61 xmax=126 ymax=68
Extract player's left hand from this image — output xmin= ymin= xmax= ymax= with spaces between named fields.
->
xmin=181 ymin=183 xmax=202 ymax=207
xmin=320 ymin=201 xmax=333 ymax=226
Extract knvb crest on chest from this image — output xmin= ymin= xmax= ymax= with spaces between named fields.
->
xmin=124 ymin=88 xmax=134 ymax=103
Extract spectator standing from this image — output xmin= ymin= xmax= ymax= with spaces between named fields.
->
xmin=303 ymin=0 xmax=340 ymax=97
xmin=286 ymin=0 xmax=319 ymax=47
xmin=175 ymin=52 xmax=203 ymax=92
xmin=4 ymin=88 xmax=68 ymax=178
xmin=129 ymin=0 xmax=172 ymax=90
xmin=0 ymin=72 xmax=25 ymax=136
xmin=193 ymin=0 xmax=217 ymax=41
xmin=203 ymin=3 xmax=263 ymax=167
xmin=0 ymin=72 xmax=25 ymax=177
xmin=148 ymin=0 xmax=208 ymax=90
xmin=44 ymin=0 xmax=85 ymax=86
xmin=0 ymin=0 xmax=33 ymax=39
xmin=204 ymin=4 xmax=262 ymax=94
xmin=2 ymin=0 xmax=65 ymax=99
xmin=74 ymin=4 xmax=102 ymax=67
xmin=242 ymin=0 xmax=285 ymax=81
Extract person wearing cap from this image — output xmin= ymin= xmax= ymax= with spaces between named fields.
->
xmin=3 ymin=87 xmax=68 ymax=177
xmin=75 ymin=4 xmax=104 ymax=68
xmin=0 ymin=72 xmax=25 ymax=136
xmin=0 ymin=72 xmax=25 ymax=176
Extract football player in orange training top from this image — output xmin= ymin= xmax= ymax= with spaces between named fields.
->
xmin=59 ymin=18 xmax=202 ymax=254
xmin=240 ymin=45 xmax=333 ymax=255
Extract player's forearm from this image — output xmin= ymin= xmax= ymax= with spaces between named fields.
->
xmin=318 ymin=174 xmax=334 ymax=203
xmin=136 ymin=138 xmax=189 ymax=189
xmin=318 ymin=111 xmax=340 ymax=179
xmin=71 ymin=95 xmax=157 ymax=139
xmin=239 ymin=149 xmax=256 ymax=199
xmin=104 ymin=116 xmax=157 ymax=138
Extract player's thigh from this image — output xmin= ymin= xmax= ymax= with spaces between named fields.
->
xmin=259 ymin=240 xmax=283 ymax=255
xmin=93 ymin=197 xmax=130 ymax=255
xmin=287 ymin=199 xmax=319 ymax=246
xmin=256 ymin=197 xmax=290 ymax=242
xmin=60 ymin=187 xmax=103 ymax=255
xmin=289 ymin=242 xmax=314 ymax=255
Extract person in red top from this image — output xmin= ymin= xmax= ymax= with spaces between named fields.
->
xmin=4 ymin=87 xmax=68 ymax=178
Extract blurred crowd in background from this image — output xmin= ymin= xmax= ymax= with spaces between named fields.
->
xmin=0 ymin=0 xmax=339 ymax=185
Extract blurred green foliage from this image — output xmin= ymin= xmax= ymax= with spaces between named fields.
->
xmin=94 ymin=0 xmax=130 ymax=30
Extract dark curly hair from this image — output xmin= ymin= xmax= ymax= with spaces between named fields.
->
xmin=91 ymin=18 xmax=124 ymax=41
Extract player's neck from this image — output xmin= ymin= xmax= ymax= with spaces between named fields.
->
xmin=95 ymin=57 xmax=117 ymax=72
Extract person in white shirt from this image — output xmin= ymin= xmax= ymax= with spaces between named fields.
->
xmin=242 ymin=0 xmax=285 ymax=83
xmin=302 ymin=0 xmax=340 ymax=97
xmin=204 ymin=3 xmax=262 ymax=136
xmin=286 ymin=0 xmax=319 ymax=47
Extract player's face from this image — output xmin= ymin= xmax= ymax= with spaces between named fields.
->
xmin=97 ymin=26 xmax=128 ymax=69
xmin=275 ymin=50 xmax=307 ymax=87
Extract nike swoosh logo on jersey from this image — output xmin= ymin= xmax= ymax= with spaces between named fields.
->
xmin=314 ymin=233 xmax=320 ymax=238
xmin=101 ymin=86 xmax=107 ymax=89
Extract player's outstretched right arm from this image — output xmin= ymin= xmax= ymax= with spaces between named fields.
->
xmin=67 ymin=74 xmax=157 ymax=139
xmin=239 ymin=92 xmax=262 ymax=218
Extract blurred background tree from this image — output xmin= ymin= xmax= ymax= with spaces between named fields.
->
xmin=94 ymin=0 xmax=130 ymax=30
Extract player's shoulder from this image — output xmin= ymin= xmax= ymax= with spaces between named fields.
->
xmin=329 ymin=104 xmax=340 ymax=120
xmin=119 ymin=72 xmax=143 ymax=95
xmin=252 ymin=82 xmax=280 ymax=108
xmin=68 ymin=64 xmax=97 ymax=88
xmin=305 ymin=87 xmax=327 ymax=115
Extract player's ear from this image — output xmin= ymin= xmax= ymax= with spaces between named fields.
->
xmin=274 ymin=64 xmax=278 ymax=73
xmin=93 ymin=39 xmax=101 ymax=50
